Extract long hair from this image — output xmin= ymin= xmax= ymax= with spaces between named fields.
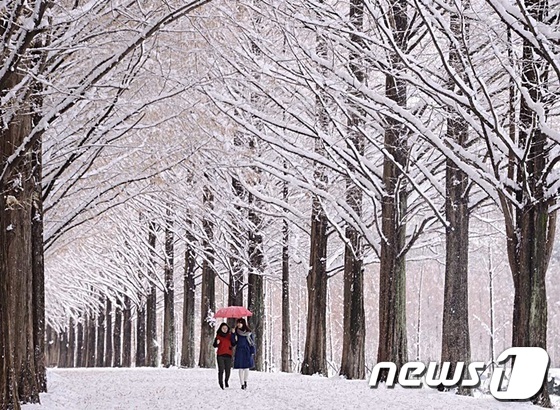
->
xmin=236 ymin=318 xmax=251 ymax=332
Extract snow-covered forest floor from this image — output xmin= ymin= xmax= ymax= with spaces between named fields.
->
xmin=21 ymin=368 xmax=559 ymax=410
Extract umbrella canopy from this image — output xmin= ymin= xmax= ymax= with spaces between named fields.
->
xmin=214 ymin=306 xmax=253 ymax=319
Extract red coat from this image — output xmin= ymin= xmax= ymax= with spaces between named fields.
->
xmin=213 ymin=332 xmax=235 ymax=357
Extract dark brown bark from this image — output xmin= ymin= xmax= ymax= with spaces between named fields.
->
xmin=113 ymin=305 xmax=122 ymax=367
xmin=229 ymin=174 xmax=245 ymax=310
xmin=3 ymin=86 xmax=40 ymax=402
xmin=162 ymin=213 xmax=176 ymax=367
xmin=96 ymin=299 xmax=106 ymax=367
xmin=45 ymin=326 xmax=58 ymax=367
xmin=76 ymin=320 xmax=84 ymax=367
xmin=281 ymin=177 xmax=292 ymax=373
xmin=59 ymin=330 xmax=69 ymax=368
xmin=135 ymin=303 xmax=146 ymax=367
xmin=301 ymin=21 xmax=330 ymax=377
xmin=68 ymin=318 xmax=75 ymax=368
xmin=247 ymin=201 xmax=264 ymax=371
xmin=146 ymin=222 xmax=158 ymax=367
xmin=441 ymin=2 xmax=471 ymax=396
xmin=31 ymin=134 xmax=46 ymax=392
xmin=181 ymin=221 xmax=196 ymax=368
xmin=376 ymin=0 xmax=409 ymax=381
xmin=104 ymin=298 xmax=113 ymax=367
xmin=86 ymin=315 xmax=96 ymax=368
xmin=301 ymin=195 xmax=328 ymax=376
xmin=502 ymin=3 xmax=554 ymax=404
xmin=340 ymin=0 xmax=366 ymax=381
xmin=0 ymin=188 xmax=21 ymax=409
xmin=199 ymin=185 xmax=216 ymax=368
xmin=122 ymin=296 xmax=132 ymax=367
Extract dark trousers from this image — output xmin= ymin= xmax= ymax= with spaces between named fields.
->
xmin=217 ymin=355 xmax=232 ymax=385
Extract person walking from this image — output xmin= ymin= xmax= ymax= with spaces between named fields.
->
xmin=213 ymin=322 xmax=235 ymax=389
xmin=232 ymin=318 xmax=255 ymax=390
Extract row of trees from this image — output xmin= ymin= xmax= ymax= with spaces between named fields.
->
xmin=0 ymin=1 xmax=212 ymax=409
xmin=2 ymin=0 xmax=559 ymax=408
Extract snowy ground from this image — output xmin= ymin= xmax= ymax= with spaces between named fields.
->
xmin=22 ymin=367 xmax=559 ymax=410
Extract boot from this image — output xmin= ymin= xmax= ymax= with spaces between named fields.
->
xmin=219 ymin=379 xmax=224 ymax=390
xmin=244 ymin=381 xmax=247 ymax=390
xmin=225 ymin=380 xmax=229 ymax=388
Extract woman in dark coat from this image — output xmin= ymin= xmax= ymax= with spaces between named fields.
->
xmin=232 ymin=318 xmax=255 ymax=389
xmin=213 ymin=323 xmax=236 ymax=389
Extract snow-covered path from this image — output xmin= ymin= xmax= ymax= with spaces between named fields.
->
xmin=22 ymin=367 xmax=556 ymax=410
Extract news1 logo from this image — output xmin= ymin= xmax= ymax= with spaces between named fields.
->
xmin=369 ymin=347 xmax=550 ymax=401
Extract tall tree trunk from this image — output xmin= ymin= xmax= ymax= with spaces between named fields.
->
xmin=301 ymin=193 xmax=329 ymax=376
xmin=162 ymin=213 xmax=176 ymax=367
xmin=1 ymin=187 xmax=19 ymax=410
xmin=281 ymin=177 xmax=292 ymax=373
xmin=86 ymin=315 xmax=96 ymax=368
xmin=247 ymin=199 xmax=264 ymax=371
xmin=96 ymin=299 xmax=106 ymax=367
xmin=104 ymin=298 xmax=113 ymax=367
xmin=122 ymin=296 xmax=132 ymax=367
xmin=0 ymin=190 xmax=21 ymax=409
xmin=229 ymin=174 xmax=245 ymax=310
xmin=181 ymin=220 xmax=197 ymax=368
xmin=68 ymin=318 xmax=75 ymax=368
xmin=3 ymin=96 xmax=40 ymax=402
xmin=31 ymin=134 xmax=46 ymax=392
xmin=199 ymin=185 xmax=216 ymax=368
xmin=301 ymin=11 xmax=330 ymax=376
xmin=504 ymin=1 xmax=554 ymax=405
xmin=441 ymin=0 xmax=471 ymax=396
xmin=59 ymin=330 xmax=69 ymax=368
xmin=340 ymin=0 xmax=366 ymax=381
xmin=135 ymin=302 xmax=146 ymax=367
xmin=377 ymin=0 xmax=409 ymax=381
xmin=76 ymin=319 xmax=84 ymax=367
xmin=146 ymin=222 xmax=158 ymax=367
xmin=113 ymin=305 xmax=122 ymax=367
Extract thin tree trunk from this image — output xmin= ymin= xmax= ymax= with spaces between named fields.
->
xmin=199 ymin=185 xmax=216 ymax=368
xmin=113 ymin=305 xmax=122 ymax=368
xmin=96 ymin=299 xmax=106 ymax=367
xmin=86 ymin=315 xmax=96 ymax=368
xmin=229 ymin=174 xmax=245 ymax=310
xmin=146 ymin=222 xmax=158 ymax=367
xmin=247 ymin=200 xmax=265 ymax=371
xmin=136 ymin=303 xmax=146 ymax=367
xmin=181 ymin=219 xmax=196 ymax=368
xmin=76 ymin=320 xmax=84 ymax=367
xmin=340 ymin=0 xmax=366 ymax=381
xmin=105 ymin=298 xmax=113 ymax=367
xmin=162 ymin=213 xmax=176 ymax=367
xmin=31 ymin=134 xmax=46 ymax=392
xmin=122 ymin=296 xmax=132 ymax=367
xmin=59 ymin=330 xmax=69 ymax=368
xmin=68 ymin=318 xmax=75 ymax=368
xmin=376 ymin=0 xmax=409 ymax=381
xmin=281 ymin=177 xmax=292 ymax=373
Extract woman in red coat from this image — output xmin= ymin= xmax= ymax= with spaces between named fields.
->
xmin=213 ymin=323 xmax=236 ymax=389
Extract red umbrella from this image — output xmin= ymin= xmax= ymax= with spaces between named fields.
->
xmin=214 ymin=306 xmax=253 ymax=318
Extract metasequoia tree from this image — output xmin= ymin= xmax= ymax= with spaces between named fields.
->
xmin=0 ymin=1 xmax=212 ymax=407
xmin=340 ymin=0 xmax=366 ymax=380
